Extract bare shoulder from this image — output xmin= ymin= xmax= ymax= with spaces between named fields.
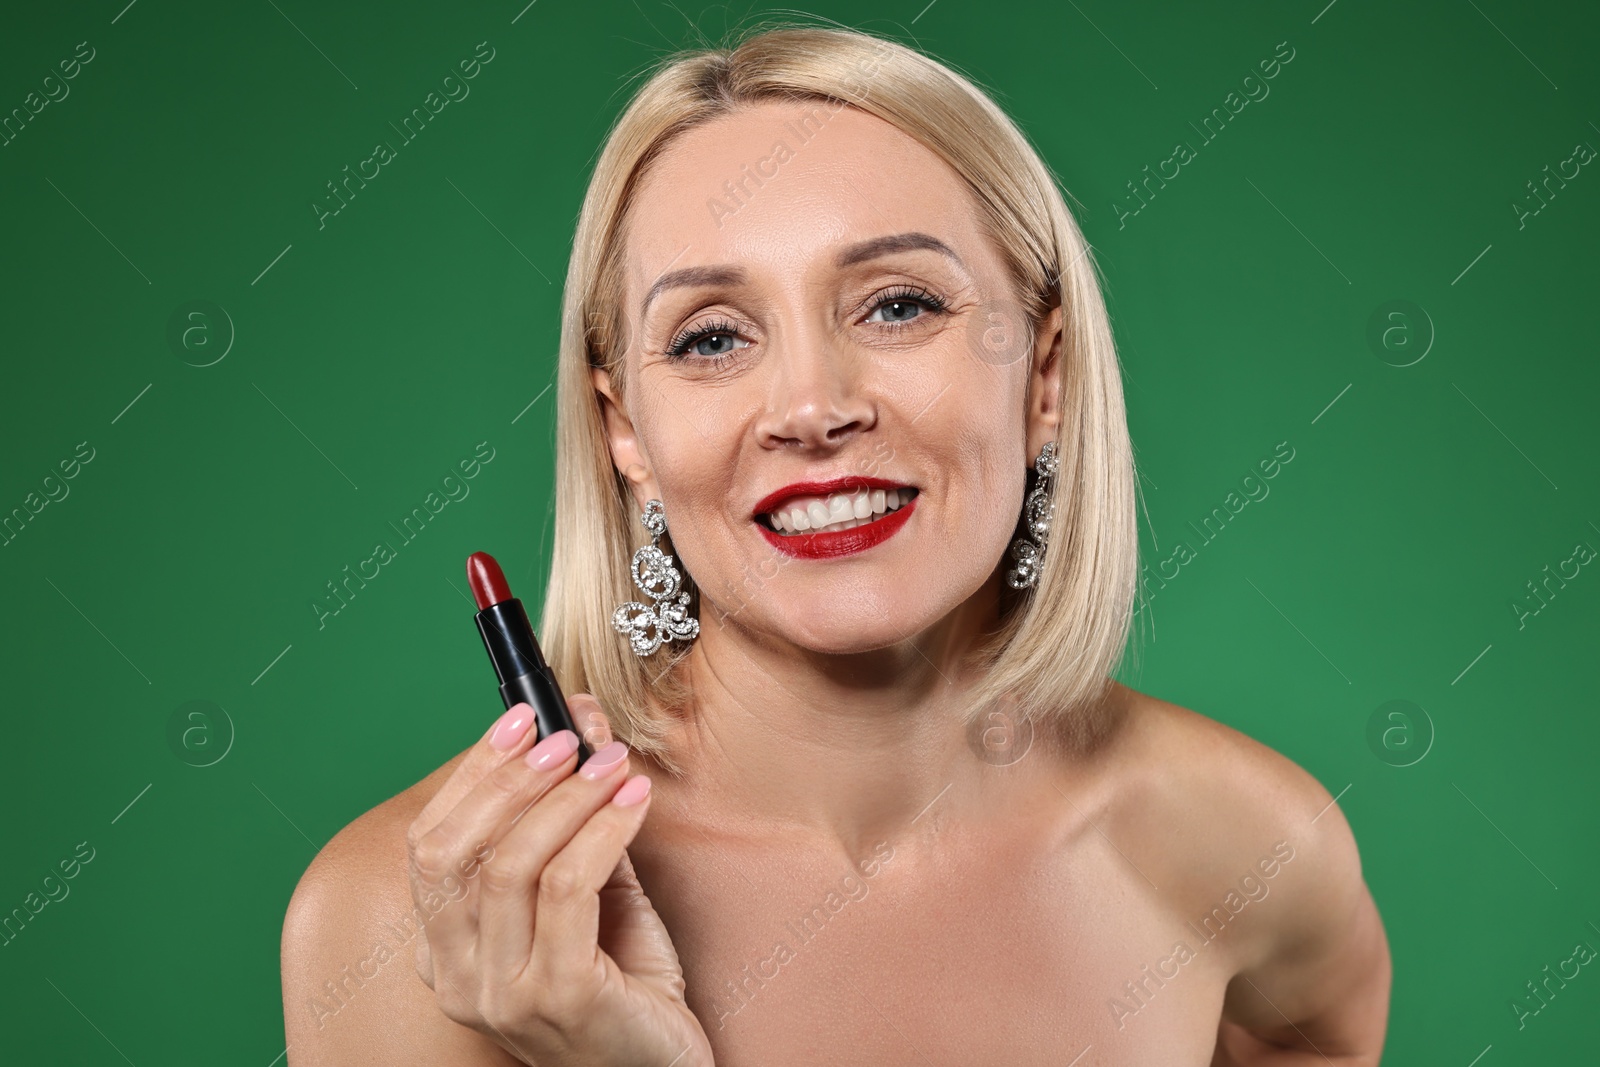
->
xmin=279 ymin=749 xmax=517 ymax=1067
xmin=1109 ymin=684 xmax=1342 ymax=830
xmin=1094 ymin=684 xmax=1370 ymax=972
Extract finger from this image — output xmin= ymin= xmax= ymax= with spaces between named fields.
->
xmin=477 ymin=741 xmax=633 ymax=979
xmin=410 ymin=700 xmax=552 ymax=843
xmin=403 ymin=703 xmax=540 ymax=972
xmin=412 ymin=730 xmax=585 ymax=963
xmin=418 ymin=725 xmax=585 ymax=891
xmin=404 ymin=842 xmax=498 ymax=998
xmin=528 ymin=774 xmax=653 ymax=988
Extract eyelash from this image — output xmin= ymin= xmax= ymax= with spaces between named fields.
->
xmin=664 ymin=286 xmax=951 ymax=365
xmin=666 ymin=317 xmax=743 ymax=361
xmin=869 ymin=285 xmax=950 ymax=322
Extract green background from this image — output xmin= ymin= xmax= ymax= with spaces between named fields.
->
xmin=1 ymin=0 xmax=1595 ymax=1061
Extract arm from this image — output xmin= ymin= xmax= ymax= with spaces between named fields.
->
xmin=1212 ymin=788 xmax=1392 ymax=1065
xmin=283 ymin=696 xmax=712 ymax=1067
xmin=280 ymin=794 xmax=526 ymax=1066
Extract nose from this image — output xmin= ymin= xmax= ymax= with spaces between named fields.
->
xmin=753 ymin=322 xmax=877 ymax=451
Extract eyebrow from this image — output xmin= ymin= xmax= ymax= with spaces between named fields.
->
xmin=638 ymin=232 xmax=966 ymax=320
xmin=640 ymin=265 xmax=746 ymax=321
xmin=835 ymin=231 xmax=965 ymax=271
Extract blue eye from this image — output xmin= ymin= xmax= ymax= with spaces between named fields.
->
xmin=687 ymin=332 xmax=742 ymax=356
xmin=876 ymin=300 xmax=928 ymax=321
xmin=666 ymin=318 xmax=751 ymax=362
xmin=864 ymin=285 xmax=949 ymax=325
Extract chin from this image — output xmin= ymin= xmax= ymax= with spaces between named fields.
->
xmin=700 ymin=529 xmax=1001 ymax=653
xmin=757 ymin=583 xmax=939 ymax=655
xmin=783 ymin=621 xmax=911 ymax=656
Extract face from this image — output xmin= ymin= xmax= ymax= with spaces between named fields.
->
xmin=593 ymin=100 xmax=1062 ymax=656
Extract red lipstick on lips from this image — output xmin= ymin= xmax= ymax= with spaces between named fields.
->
xmin=752 ymin=476 xmax=919 ymax=560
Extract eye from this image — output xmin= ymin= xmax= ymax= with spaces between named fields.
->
xmin=697 ymin=334 xmax=742 ymax=357
xmin=665 ymin=318 xmax=753 ymax=363
xmin=863 ymin=285 xmax=949 ymax=327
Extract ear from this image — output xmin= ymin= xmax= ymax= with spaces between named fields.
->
xmin=591 ymin=366 xmax=662 ymax=509
xmin=1026 ymin=304 xmax=1065 ymax=459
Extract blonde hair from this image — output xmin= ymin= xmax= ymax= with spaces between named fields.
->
xmin=539 ymin=20 xmax=1139 ymax=773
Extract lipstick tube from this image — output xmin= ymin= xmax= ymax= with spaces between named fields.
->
xmin=468 ymin=552 xmax=593 ymax=767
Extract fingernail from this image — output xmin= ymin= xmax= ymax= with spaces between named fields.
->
xmin=612 ymin=774 xmax=652 ymax=807
xmin=489 ymin=704 xmax=536 ymax=750
xmin=579 ymin=740 xmax=628 ymax=779
xmin=525 ymin=729 xmax=579 ymax=770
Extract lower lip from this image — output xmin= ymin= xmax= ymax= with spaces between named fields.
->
xmin=756 ymin=496 xmax=918 ymax=559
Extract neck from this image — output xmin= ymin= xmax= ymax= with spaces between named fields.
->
xmin=648 ymin=571 xmax=1050 ymax=857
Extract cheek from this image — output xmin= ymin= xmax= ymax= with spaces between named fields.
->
xmin=969 ymin=434 xmax=1030 ymax=545
xmin=920 ymin=363 xmax=1030 ymax=520
xmin=634 ymin=413 xmax=742 ymax=575
xmin=903 ymin=414 xmax=1027 ymax=584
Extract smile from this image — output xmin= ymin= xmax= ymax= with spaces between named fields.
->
xmin=751 ymin=480 xmax=920 ymax=560
xmin=757 ymin=486 xmax=919 ymax=535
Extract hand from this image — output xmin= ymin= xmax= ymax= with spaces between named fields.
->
xmin=405 ymin=694 xmax=713 ymax=1067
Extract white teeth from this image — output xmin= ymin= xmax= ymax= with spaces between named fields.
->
xmin=763 ymin=487 xmax=918 ymax=536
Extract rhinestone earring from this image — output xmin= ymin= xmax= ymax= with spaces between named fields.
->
xmin=612 ymin=499 xmax=700 ymax=657
xmin=1005 ymin=442 xmax=1058 ymax=590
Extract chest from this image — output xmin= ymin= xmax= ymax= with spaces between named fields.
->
xmin=631 ymin=823 xmax=1234 ymax=1066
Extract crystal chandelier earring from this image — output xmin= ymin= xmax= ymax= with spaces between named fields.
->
xmin=1005 ymin=442 xmax=1058 ymax=590
xmin=612 ymin=499 xmax=700 ymax=657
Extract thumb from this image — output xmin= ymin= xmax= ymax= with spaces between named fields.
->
xmin=599 ymin=849 xmax=688 ymax=997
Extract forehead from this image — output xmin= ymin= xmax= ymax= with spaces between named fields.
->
xmin=622 ymin=101 xmax=988 ymax=293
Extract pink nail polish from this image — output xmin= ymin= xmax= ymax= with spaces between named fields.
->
xmin=489 ymin=704 xmax=535 ymax=750
xmin=612 ymin=775 xmax=651 ymax=807
xmin=525 ymin=729 xmax=579 ymax=770
xmin=579 ymin=740 xmax=628 ymax=779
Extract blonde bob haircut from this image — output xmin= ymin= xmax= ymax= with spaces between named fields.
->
xmin=540 ymin=20 xmax=1139 ymax=774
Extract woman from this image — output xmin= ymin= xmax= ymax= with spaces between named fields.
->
xmin=281 ymin=23 xmax=1390 ymax=1066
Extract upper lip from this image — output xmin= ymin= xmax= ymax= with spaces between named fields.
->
xmin=751 ymin=476 xmax=916 ymax=518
